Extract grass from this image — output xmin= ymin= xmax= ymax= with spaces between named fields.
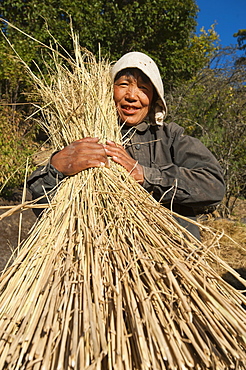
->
xmin=200 ymin=205 xmax=246 ymax=290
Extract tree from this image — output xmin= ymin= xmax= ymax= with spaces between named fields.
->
xmin=234 ymin=29 xmax=246 ymax=51
xmin=233 ymin=29 xmax=246 ymax=66
xmin=0 ymin=104 xmax=37 ymax=196
xmin=0 ymin=0 xmax=219 ymax=87
xmin=166 ymin=47 xmax=246 ymax=215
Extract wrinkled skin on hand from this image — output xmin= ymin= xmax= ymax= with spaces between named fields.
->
xmin=51 ymin=137 xmax=144 ymax=184
xmin=104 ymin=140 xmax=144 ymax=184
xmin=51 ymin=137 xmax=110 ymax=176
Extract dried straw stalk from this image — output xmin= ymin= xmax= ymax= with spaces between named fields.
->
xmin=1 ymin=34 xmax=246 ymax=369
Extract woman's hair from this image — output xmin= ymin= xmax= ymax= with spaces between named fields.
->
xmin=114 ymin=68 xmax=151 ymax=84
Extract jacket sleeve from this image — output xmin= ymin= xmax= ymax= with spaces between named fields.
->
xmin=141 ymin=123 xmax=225 ymax=209
xmin=27 ymin=161 xmax=66 ymax=216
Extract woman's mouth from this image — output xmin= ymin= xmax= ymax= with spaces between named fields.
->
xmin=121 ymin=105 xmax=139 ymax=114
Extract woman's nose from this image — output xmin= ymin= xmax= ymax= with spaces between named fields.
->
xmin=125 ymin=85 xmax=138 ymax=100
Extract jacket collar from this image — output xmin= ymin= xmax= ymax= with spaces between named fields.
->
xmin=121 ymin=120 xmax=150 ymax=134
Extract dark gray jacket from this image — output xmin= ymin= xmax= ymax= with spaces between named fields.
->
xmin=27 ymin=121 xmax=225 ymax=239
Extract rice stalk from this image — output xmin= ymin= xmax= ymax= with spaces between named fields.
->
xmin=0 ymin=30 xmax=246 ymax=369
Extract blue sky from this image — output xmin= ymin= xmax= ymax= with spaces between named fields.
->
xmin=196 ymin=0 xmax=245 ymax=47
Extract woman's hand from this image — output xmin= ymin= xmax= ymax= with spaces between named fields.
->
xmin=51 ymin=137 xmax=109 ymax=176
xmin=104 ymin=140 xmax=144 ymax=184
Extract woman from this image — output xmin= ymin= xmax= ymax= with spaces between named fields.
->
xmin=28 ymin=52 xmax=225 ymax=239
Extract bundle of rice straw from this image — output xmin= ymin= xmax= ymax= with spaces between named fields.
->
xmin=1 ymin=33 xmax=246 ymax=370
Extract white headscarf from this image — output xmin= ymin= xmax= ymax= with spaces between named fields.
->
xmin=110 ymin=52 xmax=167 ymax=125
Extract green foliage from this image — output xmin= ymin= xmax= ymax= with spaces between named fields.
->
xmin=0 ymin=38 xmax=38 ymax=196
xmin=0 ymin=106 xmax=37 ymax=196
xmin=233 ymin=29 xmax=246 ymax=66
xmin=233 ymin=29 xmax=246 ymax=51
xmin=166 ymin=48 xmax=246 ymax=215
xmin=0 ymin=0 xmax=219 ymax=86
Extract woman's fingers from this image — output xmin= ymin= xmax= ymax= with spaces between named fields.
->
xmin=104 ymin=141 xmax=134 ymax=169
xmin=51 ymin=137 xmax=109 ymax=175
xmin=104 ymin=141 xmax=144 ymax=184
xmin=50 ymin=137 xmax=144 ymax=183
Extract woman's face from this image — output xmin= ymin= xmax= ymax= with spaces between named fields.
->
xmin=113 ymin=69 xmax=154 ymax=126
